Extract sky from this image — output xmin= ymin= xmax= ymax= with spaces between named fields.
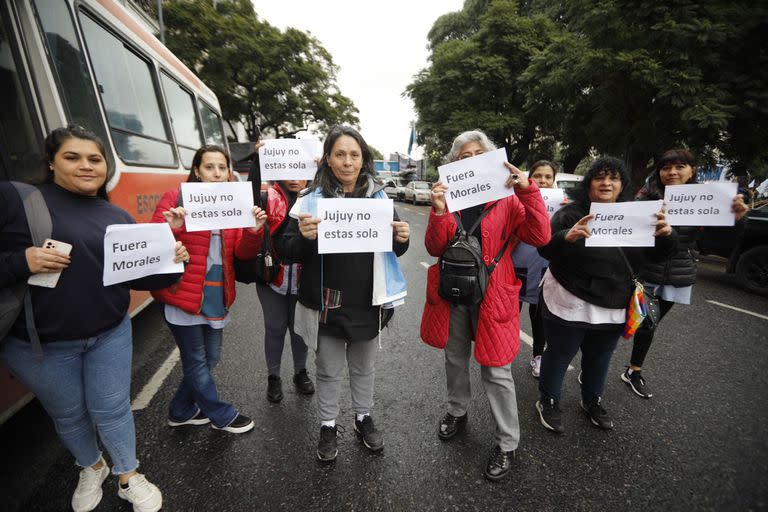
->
xmin=250 ymin=0 xmax=465 ymax=158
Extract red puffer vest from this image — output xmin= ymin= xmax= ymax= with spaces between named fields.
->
xmin=420 ymin=182 xmax=551 ymax=367
xmin=150 ymin=187 xmax=260 ymax=314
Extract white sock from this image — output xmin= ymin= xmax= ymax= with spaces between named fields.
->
xmin=321 ymin=419 xmax=336 ymax=428
xmin=356 ymin=413 xmax=370 ymax=422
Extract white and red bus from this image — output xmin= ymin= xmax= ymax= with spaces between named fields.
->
xmin=0 ymin=0 xmax=228 ymax=422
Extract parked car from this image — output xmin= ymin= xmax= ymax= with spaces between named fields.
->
xmin=384 ymin=178 xmax=404 ymax=199
xmin=403 ymin=180 xmax=431 ymax=205
xmin=696 ymin=203 xmax=768 ymax=296
xmin=554 ymin=172 xmax=583 ymax=191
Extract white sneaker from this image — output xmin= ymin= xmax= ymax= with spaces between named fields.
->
xmin=71 ymin=457 xmax=109 ymax=512
xmin=117 ymin=474 xmax=162 ymax=512
xmin=530 ymin=356 xmax=542 ymax=378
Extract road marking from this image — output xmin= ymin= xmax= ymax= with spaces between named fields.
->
xmin=706 ymin=300 xmax=768 ymax=321
xmin=420 ymin=261 xmax=430 ymax=269
xmin=131 ymin=347 xmax=180 ymax=411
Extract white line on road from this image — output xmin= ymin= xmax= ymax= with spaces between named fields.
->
xmin=131 ymin=347 xmax=180 ymax=411
xmin=706 ymin=300 xmax=768 ymax=321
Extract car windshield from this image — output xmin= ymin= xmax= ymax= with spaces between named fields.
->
xmin=414 ymin=182 xmax=429 ymax=190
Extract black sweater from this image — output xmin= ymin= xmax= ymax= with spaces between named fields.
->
xmin=538 ymin=201 xmax=678 ymax=309
xmin=280 ymin=193 xmax=408 ymax=342
xmin=0 ymin=182 xmax=180 ymax=342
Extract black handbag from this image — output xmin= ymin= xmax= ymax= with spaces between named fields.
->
xmin=618 ymin=248 xmax=661 ymax=331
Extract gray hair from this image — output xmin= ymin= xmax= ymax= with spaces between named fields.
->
xmin=446 ymin=130 xmax=497 ymax=163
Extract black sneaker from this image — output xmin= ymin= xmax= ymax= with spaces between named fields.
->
xmin=581 ymin=397 xmax=614 ymax=430
xmin=317 ymin=425 xmax=338 ymax=462
xmin=437 ymin=412 xmax=468 ymax=441
xmin=354 ymin=416 xmax=384 ymax=452
xmin=293 ymin=370 xmax=315 ymax=395
xmin=168 ymin=410 xmax=210 ymax=427
xmin=484 ymin=445 xmax=515 ymax=482
xmin=536 ymin=399 xmax=565 ymax=433
xmin=212 ymin=414 xmax=255 ymax=434
xmin=267 ymin=375 xmax=283 ymax=403
xmin=621 ymin=368 xmax=653 ymax=399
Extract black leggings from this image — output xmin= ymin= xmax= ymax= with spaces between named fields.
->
xmin=519 ymin=301 xmax=547 ymax=357
xmin=629 ymin=299 xmax=675 ymax=368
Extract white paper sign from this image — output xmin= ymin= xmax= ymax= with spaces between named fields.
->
xmin=103 ymin=223 xmax=183 ymax=286
xmin=316 ymin=198 xmax=393 ymax=254
xmin=540 ymin=188 xmax=566 ymax=218
xmin=585 ymin=200 xmax=663 ymax=247
xmin=180 ymin=182 xmax=255 ymax=232
xmin=259 ymin=139 xmax=318 ymax=180
xmin=664 ymin=183 xmax=738 ymax=226
xmin=437 ymin=148 xmax=513 ymax=212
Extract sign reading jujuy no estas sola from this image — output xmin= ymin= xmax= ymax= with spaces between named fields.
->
xmin=437 ymin=148 xmax=514 ymax=212
xmin=103 ymin=223 xmax=183 ymax=286
xmin=259 ymin=138 xmax=318 ymax=181
xmin=585 ymin=200 xmax=663 ymax=247
xmin=664 ymin=182 xmax=738 ymax=226
xmin=540 ymin=188 xmax=566 ymax=218
xmin=180 ymin=182 xmax=255 ymax=232
xmin=316 ymin=198 xmax=393 ymax=254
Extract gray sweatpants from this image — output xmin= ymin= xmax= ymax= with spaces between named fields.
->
xmin=315 ymin=332 xmax=377 ymax=421
xmin=445 ymin=304 xmax=520 ymax=452
xmin=256 ymin=283 xmax=308 ymax=376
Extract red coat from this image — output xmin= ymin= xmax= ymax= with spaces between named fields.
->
xmin=150 ymin=188 xmax=260 ymax=314
xmin=420 ymin=182 xmax=551 ymax=366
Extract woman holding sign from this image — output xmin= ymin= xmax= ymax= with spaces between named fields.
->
xmin=535 ymin=156 xmax=676 ymax=435
xmin=622 ymin=149 xmax=749 ymax=399
xmin=513 ymin=160 xmax=560 ymax=378
xmin=151 ymin=145 xmax=267 ymax=435
xmin=0 ymin=126 xmax=188 ymax=512
xmin=285 ymin=125 xmax=409 ymax=463
xmin=422 ymin=130 xmax=551 ymax=482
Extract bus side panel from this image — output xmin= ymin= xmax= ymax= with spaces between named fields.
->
xmin=108 ymin=171 xmax=187 ymax=223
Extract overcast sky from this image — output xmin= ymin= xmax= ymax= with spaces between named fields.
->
xmin=250 ymin=0 xmax=464 ymax=157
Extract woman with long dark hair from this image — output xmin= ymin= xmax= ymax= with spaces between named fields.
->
xmin=284 ymin=125 xmax=409 ymax=462
xmin=0 ymin=125 xmax=188 ymax=512
xmin=621 ymin=149 xmax=748 ymax=398
xmin=151 ymin=145 xmax=266 ymax=435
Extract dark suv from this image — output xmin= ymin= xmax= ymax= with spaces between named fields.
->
xmin=695 ymin=203 xmax=768 ymax=296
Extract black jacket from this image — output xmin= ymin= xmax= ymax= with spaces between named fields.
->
xmin=280 ymin=184 xmax=409 ymax=342
xmin=636 ymin=193 xmax=698 ymax=287
xmin=538 ymin=201 xmax=678 ymax=309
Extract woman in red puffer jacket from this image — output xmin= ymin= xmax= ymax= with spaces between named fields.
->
xmin=254 ymin=179 xmax=316 ymax=403
xmin=151 ymin=145 xmax=266 ymax=435
xmin=421 ymin=130 xmax=550 ymax=482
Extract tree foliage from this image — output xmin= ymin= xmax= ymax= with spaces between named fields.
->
xmin=163 ymin=0 xmax=359 ymax=140
xmin=407 ymin=0 xmax=767 ymax=180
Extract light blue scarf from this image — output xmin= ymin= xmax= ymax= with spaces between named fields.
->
xmin=290 ymin=187 xmax=407 ymax=309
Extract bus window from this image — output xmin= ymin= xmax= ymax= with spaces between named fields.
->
xmin=0 ymin=12 xmax=43 ymax=182
xmin=32 ymin=1 xmax=110 ymax=166
xmin=199 ymin=102 xmax=225 ymax=146
xmin=79 ymin=14 xmax=175 ymax=167
xmin=160 ymin=72 xmax=202 ymax=167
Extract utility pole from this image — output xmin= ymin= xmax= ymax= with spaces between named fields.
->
xmin=157 ymin=0 xmax=165 ymax=43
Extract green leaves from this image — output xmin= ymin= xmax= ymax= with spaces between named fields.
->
xmin=163 ymin=0 xmax=358 ymax=140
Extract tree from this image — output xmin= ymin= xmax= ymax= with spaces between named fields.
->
xmin=163 ymin=0 xmax=359 ymax=141
xmin=369 ymin=146 xmax=384 ymax=160
xmin=406 ymin=0 xmax=559 ymax=169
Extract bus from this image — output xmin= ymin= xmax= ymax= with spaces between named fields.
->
xmin=0 ymin=0 xmax=228 ymax=422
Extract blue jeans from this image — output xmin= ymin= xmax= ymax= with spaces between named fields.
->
xmin=1 ymin=315 xmax=138 ymax=474
xmin=166 ymin=322 xmax=237 ymax=428
xmin=539 ymin=319 xmax=622 ymax=403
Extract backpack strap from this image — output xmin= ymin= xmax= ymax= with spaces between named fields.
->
xmin=487 ymin=238 xmax=510 ymax=274
xmin=452 ymin=201 xmax=498 ymax=236
xmin=11 ymin=182 xmax=52 ymax=359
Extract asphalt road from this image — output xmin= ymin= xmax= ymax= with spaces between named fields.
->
xmin=2 ymin=203 xmax=767 ymax=511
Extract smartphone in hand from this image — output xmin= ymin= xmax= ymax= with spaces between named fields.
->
xmin=27 ymin=239 xmax=73 ymax=288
